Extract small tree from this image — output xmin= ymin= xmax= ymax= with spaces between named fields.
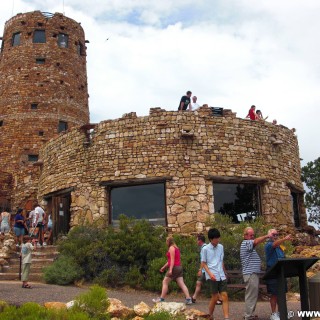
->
xmin=302 ymin=157 xmax=320 ymax=227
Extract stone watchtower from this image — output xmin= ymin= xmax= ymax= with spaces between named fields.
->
xmin=0 ymin=11 xmax=89 ymax=210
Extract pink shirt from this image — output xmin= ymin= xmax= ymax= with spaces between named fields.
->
xmin=166 ymin=246 xmax=181 ymax=267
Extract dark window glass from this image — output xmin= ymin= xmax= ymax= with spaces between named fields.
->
xmin=110 ymin=183 xmax=166 ymax=226
xmin=36 ymin=58 xmax=45 ymax=64
xmin=28 ymin=154 xmax=39 ymax=162
xmin=0 ymin=120 xmax=3 ymax=126
xmin=33 ymin=30 xmax=46 ymax=43
xmin=31 ymin=103 xmax=38 ymax=109
xmin=77 ymin=42 xmax=85 ymax=56
xmin=58 ymin=33 xmax=68 ymax=48
xmin=213 ymin=183 xmax=260 ymax=223
xmin=12 ymin=32 xmax=21 ymax=46
xmin=58 ymin=121 xmax=68 ymax=133
xmin=291 ymin=192 xmax=301 ymax=228
xmin=38 ymin=131 xmax=44 ymax=136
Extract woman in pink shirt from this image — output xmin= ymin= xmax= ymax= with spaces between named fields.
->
xmin=153 ymin=236 xmax=192 ymax=304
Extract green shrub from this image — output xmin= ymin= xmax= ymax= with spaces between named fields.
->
xmin=72 ymin=285 xmax=110 ymax=320
xmin=43 ymin=255 xmax=82 ymax=285
xmin=94 ymin=265 xmax=126 ymax=288
xmin=125 ymin=265 xmax=145 ymax=288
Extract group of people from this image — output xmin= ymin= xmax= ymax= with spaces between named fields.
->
xmin=153 ymin=227 xmax=292 ymax=320
xmin=177 ymin=91 xmax=279 ymax=125
xmin=0 ymin=205 xmax=53 ymax=248
xmin=1 ymin=204 xmax=53 ymax=289
xmin=246 ymin=105 xmax=278 ymax=125
xmin=178 ymin=90 xmax=200 ymax=111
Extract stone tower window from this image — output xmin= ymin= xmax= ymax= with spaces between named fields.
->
xmin=58 ymin=33 xmax=68 ymax=48
xmin=12 ymin=32 xmax=21 ymax=46
xmin=213 ymin=183 xmax=261 ymax=223
xmin=33 ymin=30 xmax=46 ymax=43
xmin=36 ymin=58 xmax=45 ymax=64
xmin=77 ymin=41 xmax=85 ymax=56
xmin=291 ymin=192 xmax=301 ymax=228
xmin=58 ymin=120 xmax=68 ymax=133
xmin=28 ymin=154 xmax=39 ymax=162
xmin=0 ymin=120 xmax=3 ymax=127
xmin=38 ymin=131 xmax=44 ymax=136
xmin=110 ymin=183 xmax=166 ymax=226
xmin=31 ymin=103 xmax=38 ymax=109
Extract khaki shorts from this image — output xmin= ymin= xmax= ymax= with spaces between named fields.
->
xmin=166 ymin=266 xmax=183 ymax=280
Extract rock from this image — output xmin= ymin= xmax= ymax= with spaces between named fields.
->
xmin=184 ymin=308 xmax=211 ymax=319
xmin=44 ymin=302 xmax=67 ymax=310
xmin=133 ymin=301 xmax=151 ymax=317
xmin=66 ymin=300 xmax=75 ymax=309
xmin=151 ymin=301 xmax=186 ymax=316
xmin=107 ymin=298 xmax=135 ymax=318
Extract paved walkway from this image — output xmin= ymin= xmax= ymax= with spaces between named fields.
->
xmin=0 ymin=281 xmax=302 ymax=319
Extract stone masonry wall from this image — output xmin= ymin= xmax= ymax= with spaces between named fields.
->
xmin=38 ymin=107 xmax=306 ymax=233
xmin=0 ymin=11 xmax=89 ymax=208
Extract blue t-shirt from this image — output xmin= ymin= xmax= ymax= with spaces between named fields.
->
xmin=265 ymin=240 xmax=285 ymax=269
xmin=14 ymin=214 xmax=25 ymax=229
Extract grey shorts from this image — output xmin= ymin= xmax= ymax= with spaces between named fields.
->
xmin=166 ymin=266 xmax=183 ymax=280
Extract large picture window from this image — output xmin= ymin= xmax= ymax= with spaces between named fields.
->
xmin=213 ymin=183 xmax=260 ymax=223
xmin=110 ymin=183 xmax=166 ymax=226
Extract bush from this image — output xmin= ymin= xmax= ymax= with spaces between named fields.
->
xmin=43 ymin=255 xmax=82 ymax=285
xmin=72 ymin=285 xmax=110 ymax=320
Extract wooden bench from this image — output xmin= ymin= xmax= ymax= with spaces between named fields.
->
xmin=226 ymin=269 xmax=267 ymax=297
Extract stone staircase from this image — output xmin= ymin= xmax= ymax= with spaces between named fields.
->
xmin=0 ymin=245 xmax=59 ymax=282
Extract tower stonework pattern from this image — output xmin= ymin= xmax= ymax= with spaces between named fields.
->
xmin=0 ymin=11 xmax=89 ymax=208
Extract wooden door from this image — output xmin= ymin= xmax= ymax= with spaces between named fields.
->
xmin=51 ymin=193 xmax=71 ymax=239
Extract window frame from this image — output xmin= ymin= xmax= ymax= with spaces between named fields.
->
xmin=212 ymin=181 xmax=262 ymax=223
xmin=12 ymin=32 xmax=21 ymax=46
xmin=107 ymin=181 xmax=167 ymax=226
xmin=57 ymin=33 xmax=69 ymax=48
xmin=33 ymin=30 xmax=46 ymax=43
xmin=58 ymin=120 xmax=68 ymax=133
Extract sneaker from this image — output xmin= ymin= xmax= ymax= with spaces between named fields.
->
xmin=270 ymin=312 xmax=280 ymax=320
xmin=43 ymin=242 xmax=47 ymax=246
xmin=185 ymin=298 xmax=192 ymax=305
xmin=191 ymin=297 xmax=196 ymax=303
xmin=152 ymin=297 xmax=164 ymax=303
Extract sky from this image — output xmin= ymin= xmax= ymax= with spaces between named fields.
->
xmin=0 ymin=0 xmax=319 ymax=168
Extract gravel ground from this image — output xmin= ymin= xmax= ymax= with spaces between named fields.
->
xmin=0 ymin=281 xmax=302 ymax=319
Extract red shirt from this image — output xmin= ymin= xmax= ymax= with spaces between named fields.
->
xmin=166 ymin=246 xmax=181 ymax=266
xmin=248 ymin=108 xmax=256 ymax=120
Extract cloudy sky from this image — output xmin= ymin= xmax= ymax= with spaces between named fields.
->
xmin=0 ymin=0 xmax=319 ymax=167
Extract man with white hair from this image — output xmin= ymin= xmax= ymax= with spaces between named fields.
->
xmin=265 ymin=229 xmax=292 ymax=320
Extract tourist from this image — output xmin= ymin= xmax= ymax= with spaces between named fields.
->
xmin=202 ymin=228 xmax=229 ymax=320
xmin=240 ymin=227 xmax=270 ymax=320
xmin=189 ymin=96 xmax=200 ymax=111
xmin=14 ymin=208 xmax=26 ymax=247
xmin=178 ymin=91 xmax=192 ymax=111
xmin=246 ymin=105 xmax=258 ymax=120
xmin=152 ymin=236 xmax=193 ymax=305
xmin=0 ymin=209 xmax=11 ymax=235
xmin=46 ymin=214 xmax=53 ymax=245
xmin=21 ymin=236 xmax=37 ymax=288
xmin=34 ymin=204 xmax=46 ymax=246
xmin=265 ymin=229 xmax=292 ymax=320
xmin=256 ymin=110 xmax=268 ymax=121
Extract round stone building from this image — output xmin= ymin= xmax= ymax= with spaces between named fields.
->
xmin=0 ymin=11 xmax=89 ymax=210
xmin=38 ymin=107 xmax=306 ymax=236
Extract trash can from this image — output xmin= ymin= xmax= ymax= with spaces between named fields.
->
xmin=309 ymin=272 xmax=320 ymax=310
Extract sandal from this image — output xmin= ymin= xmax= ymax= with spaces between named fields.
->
xmin=22 ymin=284 xmax=32 ymax=289
xmin=216 ymin=299 xmax=222 ymax=305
